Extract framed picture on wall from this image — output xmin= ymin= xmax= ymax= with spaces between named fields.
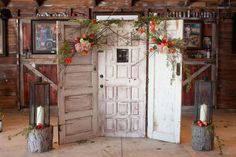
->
xmin=32 ymin=20 xmax=57 ymax=54
xmin=183 ymin=20 xmax=202 ymax=49
xmin=203 ymin=36 xmax=212 ymax=49
xmin=0 ymin=19 xmax=6 ymax=56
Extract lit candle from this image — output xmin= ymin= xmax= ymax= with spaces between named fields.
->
xmin=36 ymin=106 xmax=44 ymax=126
xmin=200 ymin=104 xmax=208 ymax=122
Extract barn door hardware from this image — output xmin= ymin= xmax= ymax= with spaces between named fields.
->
xmin=176 ymin=63 xmax=181 ymax=76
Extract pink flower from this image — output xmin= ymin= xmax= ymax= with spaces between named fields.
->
xmin=82 ymin=34 xmax=88 ymax=39
xmin=75 ymin=43 xmax=82 ymax=52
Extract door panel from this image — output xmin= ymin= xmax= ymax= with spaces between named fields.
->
xmin=98 ymin=22 xmax=146 ymax=137
xmin=57 ymin=21 xmax=97 ymax=144
xmin=148 ymin=20 xmax=183 ymax=143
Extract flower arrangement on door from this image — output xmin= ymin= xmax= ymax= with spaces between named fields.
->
xmin=59 ymin=15 xmax=187 ymax=85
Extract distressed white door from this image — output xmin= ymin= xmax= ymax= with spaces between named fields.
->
xmin=98 ymin=22 xmax=146 ymax=137
xmin=57 ymin=21 xmax=97 ymax=144
xmin=148 ymin=20 xmax=183 ymax=143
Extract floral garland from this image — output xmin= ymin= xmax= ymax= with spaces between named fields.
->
xmin=134 ymin=16 xmax=185 ymax=84
xmin=59 ymin=16 xmax=190 ymax=87
xmin=59 ymin=19 xmax=121 ymax=64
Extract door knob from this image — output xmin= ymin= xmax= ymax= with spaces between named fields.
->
xmin=100 ymin=85 xmax=104 ymax=88
xmin=100 ymin=74 xmax=104 ymax=78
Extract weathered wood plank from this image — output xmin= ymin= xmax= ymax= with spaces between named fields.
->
xmin=183 ymin=64 xmax=211 ymax=86
xmin=24 ymin=63 xmax=57 ymax=90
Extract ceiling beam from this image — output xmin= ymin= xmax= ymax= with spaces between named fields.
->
xmin=34 ymin=0 xmax=45 ymax=7
xmin=219 ymin=0 xmax=231 ymax=6
xmin=184 ymin=0 xmax=190 ymax=6
xmin=0 ymin=0 xmax=10 ymax=7
xmin=94 ymin=0 xmax=102 ymax=6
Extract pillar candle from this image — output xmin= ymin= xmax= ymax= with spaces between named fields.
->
xmin=200 ymin=104 xmax=207 ymax=122
xmin=36 ymin=106 xmax=44 ymax=126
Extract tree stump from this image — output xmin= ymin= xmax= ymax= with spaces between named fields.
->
xmin=27 ymin=125 xmax=53 ymax=153
xmin=192 ymin=124 xmax=214 ymax=151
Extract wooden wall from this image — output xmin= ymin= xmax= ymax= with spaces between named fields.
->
xmin=217 ymin=13 xmax=236 ymax=109
xmin=0 ymin=0 xmax=235 ymax=109
xmin=0 ymin=19 xmax=18 ymax=109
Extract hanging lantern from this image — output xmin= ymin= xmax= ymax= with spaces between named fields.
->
xmin=194 ymin=80 xmax=213 ymax=126
xmin=29 ymin=77 xmax=50 ymax=128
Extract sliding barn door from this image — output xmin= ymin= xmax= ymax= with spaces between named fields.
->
xmin=98 ymin=21 xmax=146 ymax=137
xmin=148 ymin=20 xmax=183 ymax=143
xmin=57 ymin=21 xmax=97 ymax=144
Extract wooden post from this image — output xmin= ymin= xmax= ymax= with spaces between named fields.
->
xmin=192 ymin=124 xmax=214 ymax=151
xmin=27 ymin=125 xmax=53 ymax=153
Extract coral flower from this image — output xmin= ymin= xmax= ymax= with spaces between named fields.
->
xmin=162 ymin=38 xmax=168 ymax=46
xmin=149 ymin=47 xmax=154 ymax=53
xmin=151 ymin=37 xmax=157 ymax=43
xmin=151 ymin=27 xmax=156 ymax=33
xmin=171 ymin=41 xmax=176 ymax=46
xmin=65 ymin=57 xmax=72 ymax=64
xmin=81 ymin=50 xmax=89 ymax=56
xmin=82 ymin=33 xmax=88 ymax=39
xmin=150 ymin=21 xmax=156 ymax=27
xmin=138 ymin=27 xmax=145 ymax=34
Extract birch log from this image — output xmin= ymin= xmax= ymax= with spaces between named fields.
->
xmin=27 ymin=125 xmax=53 ymax=153
xmin=192 ymin=124 xmax=214 ymax=151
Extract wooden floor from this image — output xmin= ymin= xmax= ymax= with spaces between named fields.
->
xmin=0 ymin=108 xmax=235 ymax=157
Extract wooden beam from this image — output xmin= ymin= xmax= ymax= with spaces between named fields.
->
xmin=34 ymin=0 xmax=45 ymax=7
xmin=24 ymin=63 xmax=58 ymax=90
xmin=0 ymin=0 xmax=9 ymax=7
xmin=95 ymin=0 xmax=102 ymax=6
xmin=184 ymin=0 xmax=190 ymax=6
xmin=183 ymin=64 xmax=211 ymax=87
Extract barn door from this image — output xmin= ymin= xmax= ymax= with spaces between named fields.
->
xmin=148 ymin=20 xmax=183 ymax=143
xmin=98 ymin=21 xmax=146 ymax=137
xmin=57 ymin=21 xmax=97 ymax=144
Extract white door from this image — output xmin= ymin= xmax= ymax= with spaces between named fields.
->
xmin=98 ymin=21 xmax=146 ymax=137
xmin=148 ymin=20 xmax=183 ymax=143
xmin=57 ymin=21 xmax=98 ymax=144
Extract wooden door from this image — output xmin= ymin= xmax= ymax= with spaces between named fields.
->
xmin=57 ymin=21 xmax=97 ymax=144
xmin=147 ymin=20 xmax=183 ymax=143
xmin=98 ymin=22 xmax=146 ymax=137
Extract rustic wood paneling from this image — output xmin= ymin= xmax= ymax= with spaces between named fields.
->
xmin=182 ymin=65 xmax=211 ymax=106
xmin=0 ymin=65 xmax=18 ymax=109
xmin=0 ymin=18 xmax=18 ymax=109
xmin=23 ymin=65 xmax=57 ymax=107
xmin=218 ymin=17 xmax=236 ymax=109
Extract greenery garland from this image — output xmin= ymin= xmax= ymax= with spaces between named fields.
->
xmin=58 ymin=16 xmax=191 ymax=88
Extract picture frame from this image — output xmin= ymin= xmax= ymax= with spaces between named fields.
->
xmin=31 ymin=20 xmax=57 ymax=54
xmin=183 ymin=20 xmax=202 ymax=49
xmin=0 ymin=19 xmax=6 ymax=56
xmin=203 ymin=36 xmax=212 ymax=49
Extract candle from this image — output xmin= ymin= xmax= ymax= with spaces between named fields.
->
xmin=36 ymin=106 xmax=44 ymax=126
xmin=200 ymin=104 xmax=208 ymax=122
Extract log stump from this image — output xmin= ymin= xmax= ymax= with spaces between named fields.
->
xmin=192 ymin=124 xmax=214 ymax=151
xmin=27 ymin=125 xmax=53 ymax=153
